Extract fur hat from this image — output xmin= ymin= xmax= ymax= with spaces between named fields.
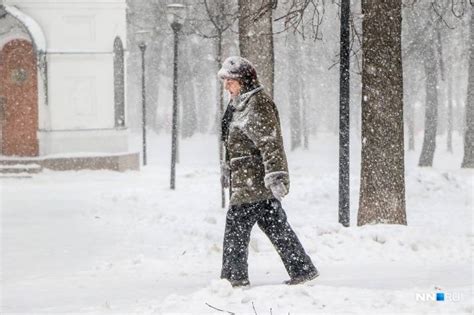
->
xmin=217 ymin=56 xmax=258 ymax=85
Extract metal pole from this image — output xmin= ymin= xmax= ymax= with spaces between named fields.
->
xmin=139 ymin=43 xmax=147 ymax=166
xmin=339 ymin=0 xmax=350 ymax=227
xmin=170 ymin=25 xmax=180 ymax=189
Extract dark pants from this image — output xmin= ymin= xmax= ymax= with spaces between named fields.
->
xmin=221 ymin=198 xmax=317 ymax=281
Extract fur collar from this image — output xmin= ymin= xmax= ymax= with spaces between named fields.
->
xmin=233 ymin=86 xmax=264 ymax=111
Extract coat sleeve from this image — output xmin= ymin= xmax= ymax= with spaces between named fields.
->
xmin=242 ymin=96 xmax=290 ymax=190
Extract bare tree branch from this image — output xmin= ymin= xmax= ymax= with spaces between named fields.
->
xmin=451 ymin=0 xmax=467 ymax=18
xmin=252 ymin=301 xmax=258 ymax=315
xmin=431 ymin=1 xmax=455 ymax=29
xmin=274 ymin=0 xmax=325 ymax=40
xmin=205 ymin=302 xmax=235 ymax=315
xmin=186 ymin=0 xmax=238 ymax=39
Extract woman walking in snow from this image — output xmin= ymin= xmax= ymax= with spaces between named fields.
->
xmin=218 ymin=56 xmax=319 ymax=287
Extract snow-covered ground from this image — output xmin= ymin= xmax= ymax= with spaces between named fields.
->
xmin=1 ymin=132 xmax=472 ymax=314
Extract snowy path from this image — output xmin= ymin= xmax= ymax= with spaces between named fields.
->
xmin=1 ymin=134 xmax=472 ymax=314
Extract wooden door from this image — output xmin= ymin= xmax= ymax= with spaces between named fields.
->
xmin=0 ymin=39 xmax=39 ymax=156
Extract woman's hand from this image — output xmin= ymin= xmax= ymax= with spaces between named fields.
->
xmin=270 ymin=182 xmax=288 ymax=201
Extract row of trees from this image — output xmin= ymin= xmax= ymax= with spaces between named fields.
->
xmin=126 ymin=0 xmax=473 ymax=225
xmin=127 ymin=1 xmax=470 ymax=155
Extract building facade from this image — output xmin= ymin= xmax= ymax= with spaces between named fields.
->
xmin=0 ymin=0 xmax=138 ymax=171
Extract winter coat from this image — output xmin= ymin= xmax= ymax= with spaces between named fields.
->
xmin=223 ymin=87 xmax=290 ymax=206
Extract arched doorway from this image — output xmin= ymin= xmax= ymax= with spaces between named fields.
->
xmin=0 ymin=39 xmax=39 ymax=156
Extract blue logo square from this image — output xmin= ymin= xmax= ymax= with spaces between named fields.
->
xmin=436 ymin=292 xmax=445 ymax=301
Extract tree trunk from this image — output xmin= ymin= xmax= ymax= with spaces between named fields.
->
xmin=301 ymin=77 xmax=309 ymax=150
xmin=408 ymin=101 xmax=415 ymax=151
xmin=462 ymin=6 xmax=474 ymax=168
xmin=180 ymin=43 xmax=198 ymax=139
xmin=405 ymin=86 xmax=415 ymax=151
xmin=288 ymin=33 xmax=302 ymax=150
xmin=195 ymin=69 xmax=209 ymax=133
xmin=180 ymin=79 xmax=198 ymax=138
xmin=403 ymin=58 xmax=415 ymax=151
xmin=216 ymin=32 xmax=226 ymax=208
xmin=302 ymin=43 xmax=318 ymax=138
xmin=216 ymin=33 xmax=224 ymax=137
xmin=358 ymin=0 xmax=407 ymax=226
xmin=418 ymin=42 xmax=438 ymax=167
xmin=238 ymin=0 xmax=274 ymax=97
xmin=148 ymin=37 xmax=164 ymax=132
xmin=436 ymin=28 xmax=446 ymax=136
xmin=447 ymin=71 xmax=453 ymax=153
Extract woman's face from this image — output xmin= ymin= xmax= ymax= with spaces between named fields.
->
xmin=224 ymin=78 xmax=241 ymax=98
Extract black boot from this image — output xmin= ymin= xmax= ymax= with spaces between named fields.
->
xmin=284 ymin=269 xmax=319 ymax=285
xmin=228 ymin=278 xmax=250 ymax=287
